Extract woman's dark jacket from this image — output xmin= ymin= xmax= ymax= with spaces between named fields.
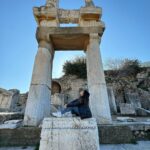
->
xmin=67 ymin=90 xmax=92 ymax=119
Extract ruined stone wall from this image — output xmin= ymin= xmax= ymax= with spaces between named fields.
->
xmin=0 ymin=89 xmax=20 ymax=112
xmin=0 ymin=67 xmax=149 ymax=116
xmin=54 ymin=75 xmax=88 ymax=103
xmin=106 ymin=67 xmax=150 ymax=112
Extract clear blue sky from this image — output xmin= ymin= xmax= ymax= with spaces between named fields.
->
xmin=0 ymin=0 xmax=150 ymax=93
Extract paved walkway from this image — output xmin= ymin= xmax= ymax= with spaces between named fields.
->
xmin=0 ymin=141 xmax=149 ymax=150
xmin=0 ymin=147 xmax=34 ymax=150
xmin=100 ymin=141 xmax=150 ymax=150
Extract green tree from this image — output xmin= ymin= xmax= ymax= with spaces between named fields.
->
xmin=63 ymin=57 xmax=87 ymax=79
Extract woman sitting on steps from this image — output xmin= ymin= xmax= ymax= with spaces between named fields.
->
xmin=52 ymin=89 xmax=92 ymax=119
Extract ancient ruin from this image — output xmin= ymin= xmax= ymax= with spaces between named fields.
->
xmin=23 ymin=0 xmax=112 ymax=126
xmin=0 ymin=0 xmax=150 ymax=149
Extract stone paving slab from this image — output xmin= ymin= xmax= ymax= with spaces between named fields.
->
xmin=0 ymin=141 xmax=150 ymax=150
xmin=0 ymin=141 xmax=149 ymax=150
xmin=100 ymin=141 xmax=150 ymax=150
xmin=0 ymin=147 xmax=34 ymax=150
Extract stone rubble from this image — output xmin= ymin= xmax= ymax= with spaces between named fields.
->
xmin=116 ymin=117 xmax=136 ymax=122
xmin=0 ymin=119 xmax=22 ymax=129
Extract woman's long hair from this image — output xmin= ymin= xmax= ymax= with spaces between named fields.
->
xmin=80 ymin=90 xmax=90 ymax=105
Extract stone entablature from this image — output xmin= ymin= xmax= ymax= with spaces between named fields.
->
xmin=36 ymin=26 xmax=104 ymax=50
xmin=33 ymin=7 xmax=102 ymax=25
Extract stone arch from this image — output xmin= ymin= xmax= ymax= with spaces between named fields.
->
xmin=52 ymin=81 xmax=61 ymax=95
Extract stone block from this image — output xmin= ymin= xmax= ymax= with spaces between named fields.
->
xmin=125 ymin=92 xmax=141 ymax=108
xmin=136 ymin=107 xmax=150 ymax=116
xmin=116 ymin=117 xmax=136 ymax=122
xmin=51 ymin=93 xmax=64 ymax=107
xmin=0 ymin=127 xmax=41 ymax=146
xmin=39 ymin=117 xmax=100 ymax=150
xmin=107 ymin=86 xmax=117 ymax=114
xmin=99 ymin=125 xmax=135 ymax=144
xmin=0 ymin=88 xmax=20 ymax=112
xmin=0 ymin=112 xmax=23 ymax=124
xmin=0 ymin=120 xmax=22 ymax=129
xmin=120 ymin=103 xmax=136 ymax=115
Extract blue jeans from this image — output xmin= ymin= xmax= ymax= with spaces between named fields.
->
xmin=61 ymin=107 xmax=79 ymax=116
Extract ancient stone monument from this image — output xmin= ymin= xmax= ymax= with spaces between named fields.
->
xmin=39 ymin=118 xmax=100 ymax=150
xmin=24 ymin=0 xmax=112 ymax=126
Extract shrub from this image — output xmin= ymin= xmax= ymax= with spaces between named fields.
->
xmin=63 ymin=57 xmax=87 ymax=79
xmin=119 ymin=59 xmax=141 ymax=77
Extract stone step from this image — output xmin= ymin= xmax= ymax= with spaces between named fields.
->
xmin=0 ymin=121 xmax=149 ymax=146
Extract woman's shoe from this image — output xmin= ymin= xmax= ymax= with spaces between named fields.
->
xmin=52 ymin=111 xmax=62 ymax=117
xmin=62 ymin=111 xmax=73 ymax=117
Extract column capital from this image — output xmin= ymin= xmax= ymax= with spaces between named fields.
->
xmin=38 ymin=40 xmax=52 ymax=50
xmin=89 ymin=33 xmax=101 ymax=43
xmin=36 ymin=28 xmax=54 ymax=55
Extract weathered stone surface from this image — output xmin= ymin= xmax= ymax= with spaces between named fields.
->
xmin=136 ymin=107 xmax=150 ymax=116
xmin=36 ymin=27 xmax=104 ymax=50
xmin=99 ymin=125 xmax=135 ymax=144
xmin=100 ymin=141 xmax=150 ymax=150
xmin=105 ymin=67 xmax=150 ymax=113
xmin=0 ymin=120 xmax=22 ymax=129
xmin=0 ymin=127 xmax=41 ymax=146
xmin=51 ymin=93 xmax=64 ymax=107
xmin=0 ymin=147 xmax=35 ymax=150
xmin=46 ymin=0 xmax=59 ymax=8
xmin=116 ymin=117 xmax=136 ymax=122
xmin=80 ymin=7 xmax=102 ymax=21
xmin=16 ymin=93 xmax=28 ymax=113
xmin=52 ymin=81 xmax=61 ymax=94
xmin=86 ymin=34 xmax=111 ymax=124
xmin=0 ymin=112 xmax=23 ymax=124
xmin=138 ymin=89 xmax=150 ymax=110
xmin=85 ymin=0 xmax=95 ymax=7
xmin=54 ymin=75 xmax=87 ymax=103
xmin=125 ymin=92 xmax=141 ymax=108
xmin=24 ymin=47 xmax=53 ymax=126
xmin=0 ymin=88 xmax=20 ymax=112
xmin=34 ymin=3 xmax=102 ymax=24
xmin=1 ymin=141 xmax=150 ymax=150
xmin=107 ymin=86 xmax=117 ymax=115
xmin=0 ymin=122 xmax=149 ymax=146
xmin=120 ymin=103 xmax=136 ymax=115
xmin=39 ymin=117 xmax=100 ymax=150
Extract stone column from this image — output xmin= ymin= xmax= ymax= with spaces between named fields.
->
xmin=24 ymin=40 xmax=54 ymax=126
xmin=86 ymin=33 xmax=112 ymax=124
xmin=107 ymin=86 xmax=117 ymax=115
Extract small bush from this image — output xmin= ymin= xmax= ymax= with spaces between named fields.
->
xmin=63 ymin=57 xmax=87 ymax=79
xmin=119 ymin=59 xmax=141 ymax=77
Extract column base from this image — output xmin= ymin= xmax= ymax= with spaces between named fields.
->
xmin=89 ymin=83 xmax=112 ymax=124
